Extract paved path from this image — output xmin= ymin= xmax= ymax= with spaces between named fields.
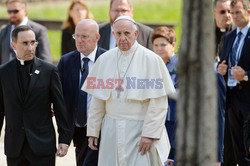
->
xmin=0 ymin=118 xmax=76 ymax=166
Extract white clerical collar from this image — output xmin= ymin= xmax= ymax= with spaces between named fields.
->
xmin=119 ymin=41 xmax=139 ymax=55
xmin=220 ymin=28 xmax=226 ymax=32
xmin=80 ymin=46 xmax=97 ymax=62
xmin=16 ymin=57 xmax=25 ymax=65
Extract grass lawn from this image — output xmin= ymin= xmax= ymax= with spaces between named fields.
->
xmin=0 ymin=0 xmax=182 ymax=61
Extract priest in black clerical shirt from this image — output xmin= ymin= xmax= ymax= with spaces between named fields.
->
xmin=0 ymin=25 xmax=71 ymax=166
xmin=213 ymin=1 xmax=236 ymax=166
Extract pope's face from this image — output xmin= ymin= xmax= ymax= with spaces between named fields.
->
xmin=112 ymin=20 xmax=139 ymax=51
xmin=11 ymin=30 xmax=37 ymax=61
xmin=214 ymin=1 xmax=232 ymax=29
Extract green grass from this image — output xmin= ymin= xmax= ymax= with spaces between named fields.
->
xmin=0 ymin=0 xmax=182 ymax=61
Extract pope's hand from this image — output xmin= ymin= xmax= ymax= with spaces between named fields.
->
xmin=57 ymin=144 xmax=68 ymax=157
xmin=138 ymin=136 xmax=154 ymax=155
xmin=88 ymin=136 xmax=98 ymax=150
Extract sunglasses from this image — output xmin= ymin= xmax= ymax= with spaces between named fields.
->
xmin=7 ymin=9 xmax=22 ymax=14
xmin=220 ymin=10 xmax=230 ymax=15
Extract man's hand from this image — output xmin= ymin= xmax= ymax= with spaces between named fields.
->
xmin=138 ymin=136 xmax=154 ymax=155
xmin=218 ymin=60 xmax=228 ymax=76
xmin=57 ymin=144 xmax=69 ymax=157
xmin=232 ymin=66 xmax=245 ymax=81
xmin=88 ymin=136 xmax=98 ymax=150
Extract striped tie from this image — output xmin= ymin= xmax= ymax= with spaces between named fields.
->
xmin=231 ymin=31 xmax=242 ymax=66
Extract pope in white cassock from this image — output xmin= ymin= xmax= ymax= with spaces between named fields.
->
xmin=81 ymin=16 xmax=175 ymax=166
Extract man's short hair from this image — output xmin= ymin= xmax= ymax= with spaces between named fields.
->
xmin=110 ymin=0 xmax=133 ymax=9
xmin=231 ymin=0 xmax=249 ymax=10
xmin=213 ymin=0 xmax=231 ymax=8
xmin=151 ymin=26 xmax=176 ymax=44
xmin=12 ymin=25 xmax=33 ymax=42
xmin=5 ymin=0 xmax=26 ymax=6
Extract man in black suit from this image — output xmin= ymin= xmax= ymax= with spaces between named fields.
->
xmin=98 ymin=0 xmax=153 ymax=50
xmin=213 ymin=1 xmax=237 ymax=165
xmin=0 ymin=25 xmax=71 ymax=166
xmin=58 ymin=19 xmax=106 ymax=166
xmin=0 ymin=0 xmax=52 ymax=64
xmin=218 ymin=0 xmax=250 ymax=165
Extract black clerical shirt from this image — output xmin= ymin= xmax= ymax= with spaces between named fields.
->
xmin=16 ymin=59 xmax=34 ymax=99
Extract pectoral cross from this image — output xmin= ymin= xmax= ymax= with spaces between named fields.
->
xmin=115 ymin=86 xmax=124 ymax=98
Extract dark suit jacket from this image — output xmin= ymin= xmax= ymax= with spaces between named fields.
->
xmin=98 ymin=22 xmax=153 ymax=50
xmin=220 ymin=27 xmax=250 ymax=90
xmin=57 ymin=47 xmax=106 ymax=140
xmin=0 ymin=57 xmax=70 ymax=158
xmin=244 ymin=113 xmax=250 ymax=159
xmin=61 ymin=28 xmax=76 ymax=56
xmin=217 ymin=72 xmax=226 ymax=162
xmin=0 ymin=19 xmax=52 ymax=64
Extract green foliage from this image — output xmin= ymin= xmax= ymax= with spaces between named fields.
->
xmin=0 ymin=0 xmax=182 ymax=61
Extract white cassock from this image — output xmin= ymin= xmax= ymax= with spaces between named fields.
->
xmin=82 ymin=41 xmax=175 ymax=166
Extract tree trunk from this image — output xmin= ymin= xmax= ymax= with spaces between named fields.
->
xmin=176 ymin=0 xmax=217 ymax=165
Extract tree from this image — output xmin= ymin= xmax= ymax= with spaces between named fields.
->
xmin=176 ymin=0 xmax=217 ymax=165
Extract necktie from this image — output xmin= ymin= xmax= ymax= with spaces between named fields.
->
xmin=231 ymin=31 xmax=242 ymax=66
xmin=76 ymin=58 xmax=90 ymax=127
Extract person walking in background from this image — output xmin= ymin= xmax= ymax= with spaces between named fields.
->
xmin=58 ymin=19 xmax=106 ymax=166
xmin=98 ymin=0 xmax=154 ymax=50
xmin=82 ymin=16 xmax=175 ymax=166
xmin=61 ymin=0 xmax=93 ymax=55
xmin=0 ymin=0 xmax=52 ymax=64
xmin=152 ymin=26 xmax=178 ymax=166
xmin=0 ymin=25 xmax=70 ymax=166
xmin=218 ymin=0 xmax=250 ymax=165
xmin=214 ymin=0 xmax=234 ymax=61
xmin=213 ymin=1 xmax=237 ymax=165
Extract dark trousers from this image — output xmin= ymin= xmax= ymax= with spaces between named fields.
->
xmin=227 ymin=90 xmax=250 ymax=166
xmin=7 ymin=138 xmax=55 ymax=166
xmin=222 ymin=106 xmax=237 ymax=166
xmin=73 ymin=126 xmax=88 ymax=166
xmin=73 ymin=126 xmax=99 ymax=166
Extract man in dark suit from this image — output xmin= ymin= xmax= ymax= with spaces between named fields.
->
xmin=58 ymin=19 xmax=106 ymax=166
xmin=0 ymin=0 xmax=52 ymax=65
xmin=213 ymin=1 xmax=237 ymax=165
xmin=98 ymin=0 xmax=153 ymax=50
xmin=0 ymin=25 xmax=70 ymax=166
xmin=218 ymin=0 xmax=250 ymax=165
xmin=216 ymin=72 xmax=226 ymax=165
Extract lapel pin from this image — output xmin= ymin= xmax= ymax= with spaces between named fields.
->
xmin=34 ymin=70 xmax=40 ymax=75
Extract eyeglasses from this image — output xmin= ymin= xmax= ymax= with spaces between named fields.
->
xmin=17 ymin=41 xmax=39 ymax=47
xmin=72 ymin=34 xmax=89 ymax=40
xmin=111 ymin=9 xmax=130 ymax=14
xmin=7 ymin=9 xmax=23 ymax=14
